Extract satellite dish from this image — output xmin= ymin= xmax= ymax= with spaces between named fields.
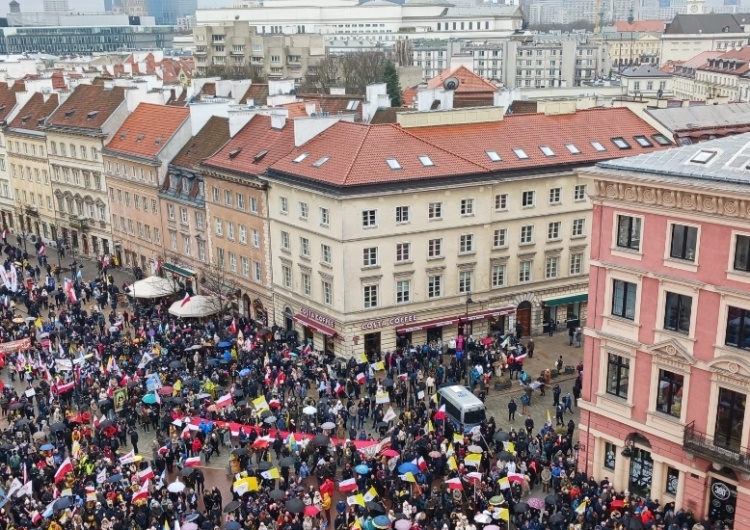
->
xmin=444 ymin=77 xmax=459 ymax=90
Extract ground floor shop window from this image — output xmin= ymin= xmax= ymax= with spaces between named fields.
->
xmin=364 ymin=332 xmax=380 ymax=355
xmin=427 ymin=327 xmax=443 ymax=345
xmin=628 ymin=448 xmax=653 ymax=497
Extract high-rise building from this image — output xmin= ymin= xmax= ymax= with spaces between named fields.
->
xmin=147 ymin=0 xmax=196 ymax=25
xmin=43 ymin=0 xmax=69 ymax=13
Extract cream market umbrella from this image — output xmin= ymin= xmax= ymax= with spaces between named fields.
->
xmin=130 ymin=275 xmax=179 ymax=299
xmin=168 ymin=295 xmax=221 ymax=318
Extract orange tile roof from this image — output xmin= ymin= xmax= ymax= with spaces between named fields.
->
xmin=8 ymin=92 xmax=59 ymax=132
xmin=281 ymin=102 xmax=310 ymax=118
xmin=202 ymin=114 xmax=296 ymax=175
xmin=271 ymin=121 xmax=486 ymax=186
xmin=171 ymin=116 xmax=230 ymax=169
xmin=47 ymin=84 xmax=126 ymax=131
xmin=698 ymin=46 xmax=750 ymax=75
xmin=407 ymin=107 xmax=666 ymax=172
xmin=105 ymin=103 xmax=189 ymax=159
xmin=0 ymin=83 xmax=18 ymax=124
xmin=613 ymin=20 xmax=666 ymax=32
xmin=426 ymin=65 xmax=497 ymax=94
xmin=239 ymin=83 xmax=268 ymax=105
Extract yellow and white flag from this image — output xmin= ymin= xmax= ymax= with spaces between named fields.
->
xmin=260 ymin=467 xmax=280 ymax=480
xmin=363 ymin=487 xmax=378 ymax=502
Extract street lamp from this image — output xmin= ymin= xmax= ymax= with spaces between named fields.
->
xmin=464 ymin=291 xmax=473 ymax=338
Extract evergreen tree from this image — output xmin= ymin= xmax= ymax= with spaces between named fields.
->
xmin=383 ymin=61 xmax=403 ymax=107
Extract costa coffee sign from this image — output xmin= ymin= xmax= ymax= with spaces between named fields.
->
xmin=299 ymin=307 xmax=336 ymax=328
xmin=361 ymin=314 xmax=417 ymax=330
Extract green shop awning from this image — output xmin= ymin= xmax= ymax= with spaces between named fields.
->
xmin=162 ymin=262 xmax=195 ymax=278
xmin=544 ymin=293 xmax=588 ymax=307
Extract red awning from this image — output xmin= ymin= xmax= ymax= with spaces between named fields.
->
xmin=293 ymin=313 xmax=337 ymax=337
xmin=466 ymin=307 xmax=516 ymax=321
xmin=396 ymin=306 xmax=516 ymax=334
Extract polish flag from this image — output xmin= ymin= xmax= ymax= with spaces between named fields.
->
xmin=416 ymin=457 xmax=427 ymax=472
xmin=302 ymin=343 xmax=312 ymax=355
xmin=434 ymin=405 xmax=447 ymax=421
xmin=184 ymin=457 xmax=201 ymax=468
xmin=356 ymin=373 xmax=365 ymax=384
xmin=132 ymin=480 xmax=150 ymax=503
xmin=515 ymin=352 xmax=528 ymax=362
xmin=180 ymin=292 xmax=191 ymax=307
xmin=55 ymin=381 xmax=75 ymax=394
xmin=445 ymin=477 xmax=463 ymax=490
xmin=334 ymin=382 xmax=345 ymax=395
xmin=137 ymin=467 xmax=154 ymax=482
xmin=216 ymin=393 xmax=233 ymax=409
xmin=54 ymin=458 xmax=72 ymax=484
xmin=338 ymin=478 xmax=357 ymax=492
xmin=230 ymin=319 xmax=237 ymax=334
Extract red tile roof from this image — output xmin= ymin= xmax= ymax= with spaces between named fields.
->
xmin=166 ymin=89 xmax=188 ymax=107
xmin=698 ymin=46 xmax=750 ymax=75
xmin=239 ymin=83 xmax=268 ymax=105
xmin=8 ymin=92 xmax=59 ymax=132
xmin=269 ymin=108 xmax=667 ymax=187
xmin=427 ymin=65 xmax=497 ymax=94
xmin=203 ymin=114 xmax=297 ymax=175
xmin=271 ymin=121 xmax=486 ymax=186
xmin=105 ymin=103 xmax=189 ymax=159
xmin=171 ymin=116 xmax=230 ymax=169
xmin=613 ymin=20 xmax=666 ymax=32
xmin=46 ymin=84 xmax=126 ymax=131
xmin=0 ymin=83 xmax=18 ymax=124
xmin=407 ymin=107 xmax=667 ymax=172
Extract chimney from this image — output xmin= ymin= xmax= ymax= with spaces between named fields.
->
xmin=293 ymin=115 xmax=348 ymax=147
xmin=271 ymin=112 xmax=286 ymax=130
xmin=304 ymin=101 xmax=316 ymax=115
xmin=330 ymin=87 xmax=346 ymax=95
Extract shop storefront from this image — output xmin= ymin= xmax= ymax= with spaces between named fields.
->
xmin=293 ymin=306 xmax=337 ymax=356
xmin=360 ymin=314 xmax=419 ymax=353
xmin=542 ymin=293 xmax=588 ymax=332
xmin=395 ymin=307 xmax=516 ymax=348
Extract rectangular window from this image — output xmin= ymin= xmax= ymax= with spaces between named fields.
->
xmin=362 ymin=209 xmax=377 ymax=227
xmin=459 ymin=234 xmax=474 ymax=253
xmin=363 ymin=247 xmax=378 ymax=266
xmin=212 ymin=187 xmax=219 ymax=202
xmin=239 ymin=226 xmax=247 ymax=244
xmin=154 ymin=228 xmax=161 ymax=245
xmin=670 ymin=224 xmax=698 ymax=261
xmin=396 ymin=242 xmax=411 ymax=262
xmin=396 ymin=280 xmax=410 ymax=304
xmin=253 ymin=261 xmax=262 ymax=282
xmin=170 ymin=231 xmax=177 ymax=251
xmin=395 ymin=206 xmax=410 ymax=223
xmin=616 ymin=215 xmax=641 ymax=250
xmin=241 ymin=257 xmax=249 ymax=278
xmin=522 ymin=190 xmax=535 ymax=207
xmin=545 ymin=256 xmax=559 ymax=279
xmin=570 ymin=253 xmax=583 ymax=275
xmin=549 ymin=187 xmax=561 ymax=204
xmin=281 ymin=231 xmax=290 ymax=251
xmin=603 ymin=442 xmax=616 ymax=470
xmin=301 ymin=273 xmax=311 ymax=296
xmin=574 ymin=184 xmax=587 ymax=201
xmin=299 ymin=201 xmax=308 ymax=219
xmin=322 ymin=281 xmax=333 ymax=305
xmin=494 ymin=229 xmax=507 ymax=248
xmin=215 ymin=218 xmax=223 ymax=236
xmin=183 ymin=235 xmax=191 ymax=256
xmin=364 ymin=285 xmax=379 ymax=308
xmin=492 ymin=264 xmax=506 ymax=287
xmin=725 ymin=305 xmax=750 ymax=350
xmin=227 ymin=222 xmax=235 ymax=241
xmin=495 ymin=193 xmax=508 ymax=211
xmin=520 ymin=225 xmax=534 ymax=244
xmin=279 ymin=197 xmax=288 ymax=214
xmin=612 ymin=279 xmax=637 ymax=320
xmin=320 ymin=207 xmax=330 ymax=226
xmin=180 ymin=207 xmax=188 ymax=224
xmin=519 ymin=260 xmax=532 ymax=283
xmin=460 ymin=198 xmax=474 ymax=215
xmin=548 ymin=222 xmax=560 ymax=241
xmin=606 ymin=354 xmax=630 ymax=398
xmin=250 ymin=197 xmax=258 ymax=213
xmin=252 ymin=229 xmax=260 ymax=248
xmin=572 ymin=219 xmax=585 ymax=237
xmin=428 ymin=202 xmax=442 ymax=219
xmin=666 ymin=467 xmax=679 ymax=497
xmin=428 ymin=275 xmax=442 ymax=298
xmin=236 ymin=194 xmax=245 ymax=210
xmin=152 ymin=199 xmax=158 ymax=215
xmin=282 ymin=265 xmax=292 ymax=289
xmin=656 ymin=369 xmax=684 ymax=418
xmin=458 ymin=271 xmax=473 ymax=293
xmin=321 ymin=244 xmax=331 ymax=264
xmin=428 ymin=238 xmax=442 ymax=258
xmin=300 ymin=237 xmax=310 ymax=258
xmin=664 ymin=292 xmax=692 ymax=334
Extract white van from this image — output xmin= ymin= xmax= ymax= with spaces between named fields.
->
xmin=437 ymin=385 xmax=487 ymax=428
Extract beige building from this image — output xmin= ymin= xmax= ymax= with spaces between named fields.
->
xmin=105 ymin=103 xmax=192 ymax=273
xmin=44 ymin=83 xmax=129 ymax=258
xmin=598 ymin=33 xmax=660 ymax=69
xmin=660 ymin=9 xmax=749 ymax=66
xmin=262 ymin=105 xmax=668 ymax=357
xmin=0 ymin=83 xmax=20 ymax=232
xmin=6 ymin=92 xmax=59 ymax=243
xmin=193 ymin=21 xmax=325 ymax=82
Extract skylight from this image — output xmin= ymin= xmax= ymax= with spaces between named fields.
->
xmin=254 ymin=150 xmax=269 ymax=162
xmin=634 ymin=135 xmax=653 ymax=147
xmin=612 ymin=137 xmax=631 ymax=150
xmin=418 ymin=155 xmax=434 ymax=167
xmin=540 ymin=146 xmax=555 ymax=157
xmin=486 ymin=151 xmax=501 ymax=162
xmin=228 ymin=148 xmax=242 ymax=159
xmin=690 ymin=150 xmax=717 ymax=164
xmin=312 ymin=156 xmax=330 ymax=167
xmin=565 ymin=144 xmax=581 ymax=154
xmin=293 ymin=152 xmax=309 ymax=163
xmin=346 ymin=100 xmax=360 ymax=111
xmin=652 ymin=134 xmax=671 ymax=146
xmin=513 ymin=148 xmax=529 ymax=160
xmin=591 ymin=141 xmax=606 ymax=152
xmin=386 ymin=158 xmax=402 ymax=170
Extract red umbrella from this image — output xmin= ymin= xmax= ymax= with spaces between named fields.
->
xmin=481 ymin=337 xmax=494 ymax=345
xmin=159 ymin=386 xmax=174 ymax=395
xmin=252 ymin=438 xmax=269 ymax=449
xmin=304 ymin=506 xmax=320 ymax=516
xmin=382 ymin=449 xmax=400 ymax=457
xmin=609 ymin=499 xmax=624 ymax=508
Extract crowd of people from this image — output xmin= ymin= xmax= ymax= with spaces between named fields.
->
xmin=0 ymin=240 xmax=726 ymax=530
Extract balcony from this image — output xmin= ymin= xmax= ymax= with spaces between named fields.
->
xmin=684 ymin=421 xmax=750 ymax=474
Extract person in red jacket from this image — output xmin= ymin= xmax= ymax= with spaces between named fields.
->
xmin=191 ymin=435 xmax=203 ymax=457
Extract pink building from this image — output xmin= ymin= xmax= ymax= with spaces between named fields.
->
xmin=578 ymin=134 xmax=750 ymax=528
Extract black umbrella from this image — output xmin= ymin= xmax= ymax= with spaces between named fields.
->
xmin=260 ymin=410 xmax=272 ymax=418
xmin=49 ymin=422 xmax=66 ymax=432
xmin=180 ymin=467 xmax=195 ymax=477
xmin=172 ymin=397 xmax=186 ymax=405
xmin=15 ymin=419 xmax=29 ymax=427
xmin=493 ymin=431 xmax=510 ymax=442
xmin=226 ymin=523 xmax=241 ymax=530
xmin=513 ymin=502 xmax=529 ymax=514
xmin=108 ymin=474 xmax=123 ymax=483
xmin=53 ymin=497 xmax=74 ymax=510
xmin=223 ymin=501 xmax=240 ymax=513
xmin=185 ymin=513 xmax=201 ymax=523
xmin=394 ymin=514 xmax=409 ymax=521
xmin=169 ymin=360 xmax=184 ymax=369
xmin=285 ymin=498 xmax=305 ymax=514
xmin=497 ymin=451 xmax=513 ymax=461
xmin=279 ymin=456 xmax=296 ymax=467
xmin=0 ymin=443 xmax=13 ymax=451
xmin=98 ymin=419 xmax=114 ymax=429
xmin=545 ymin=494 xmax=559 ymax=505
xmin=366 ymin=502 xmax=385 ymax=513
xmin=376 ymin=421 xmax=389 ymax=428
xmin=312 ymin=434 xmax=330 ymax=447
xmin=626 ymin=518 xmax=645 ymax=530
xmin=382 ymin=379 xmax=394 ymax=388
xmin=98 ymin=399 xmax=112 ymax=409
xmin=270 ymin=489 xmax=286 ymax=500
xmin=233 ymin=389 xmax=244 ymax=398
xmin=258 ymin=461 xmax=272 ymax=471
xmin=549 ymin=513 xmax=565 ymax=524
xmin=231 ymin=448 xmax=248 ymax=457
xmin=263 ymin=416 xmax=277 ymax=425
xmin=8 ymin=403 xmax=24 ymax=411
xmin=236 ymin=400 xmax=248 ymax=408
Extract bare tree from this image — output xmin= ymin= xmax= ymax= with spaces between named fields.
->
xmin=199 ymin=261 xmax=242 ymax=320
xmin=394 ymin=39 xmax=413 ymax=67
xmin=298 ymin=51 xmax=389 ymax=95
xmin=312 ymin=56 xmax=341 ymax=94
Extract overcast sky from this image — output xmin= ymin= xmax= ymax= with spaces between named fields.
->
xmin=10 ymin=0 xmax=233 ymax=13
